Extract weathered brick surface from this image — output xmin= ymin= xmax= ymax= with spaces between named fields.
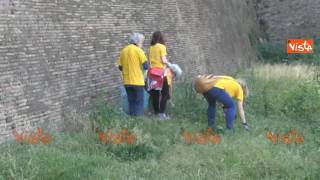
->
xmin=0 ymin=0 xmax=258 ymax=143
xmin=257 ymin=0 xmax=320 ymax=43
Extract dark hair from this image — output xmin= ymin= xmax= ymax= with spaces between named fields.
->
xmin=151 ymin=31 xmax=166 ymax=46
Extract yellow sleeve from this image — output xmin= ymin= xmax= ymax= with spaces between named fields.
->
xmin=236 ymin=87 xmax=244 ymax=101
xmin=159 ymin=45 xmax=167 ymax=57
xmin=138 ymin=49 xmax=147 ymax=64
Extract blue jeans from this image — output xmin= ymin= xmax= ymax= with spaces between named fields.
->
xmin=125 ymin=85 xmax=145 ymax=116
xmin=203 ymin=87 xmax=237 ymax=129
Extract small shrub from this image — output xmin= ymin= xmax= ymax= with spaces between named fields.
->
xmin=89 ymin=92 xmax=125 ymax=129
xmin=257 ymin=42 xmax=288 ymax=64
xmin=170 ymin=83 xmax=207 ymax=122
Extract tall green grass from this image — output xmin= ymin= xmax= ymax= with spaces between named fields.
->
xmin=0 ymin=64 xmax=319 ymax=180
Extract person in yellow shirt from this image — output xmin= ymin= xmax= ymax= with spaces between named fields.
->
xmin=148 ymin=31 xmax=173 ymax=120
xmin=193 ymin=75 xmax=249 ymax=131
xmin=118 ymin=33 xmax=149 ymax=116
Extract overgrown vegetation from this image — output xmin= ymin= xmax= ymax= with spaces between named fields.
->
xmin=0 ymin=64 xmax=319 ymax=180
xmin=249 ymin=31 xmax=320 ymax=65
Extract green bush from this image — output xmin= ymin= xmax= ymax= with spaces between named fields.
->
xmin=257 ymin=42 xmax=288 ymax=64
xmin=89 ymin=92 xmax=127 ymax=130
xmin=170 ymin=83 xmax=207 ymax=122
xmin=255 ymin=37 xmax=320 ymax=64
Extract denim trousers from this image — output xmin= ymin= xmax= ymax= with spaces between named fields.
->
xmin=125 ymin=85 xmax=145 ymax=116
xmin=203 ymin=87 xmax=237 ymax=129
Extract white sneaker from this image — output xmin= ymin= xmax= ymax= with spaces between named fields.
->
xmin=159 ymin=113 xmax=170 ymax=121
xmin=164 ymin=114 xmax=171 ymax=120
xmin=159 ymin=113 xmax=167 ymax=121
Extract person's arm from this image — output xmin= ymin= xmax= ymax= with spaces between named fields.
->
xmin=142 ymin=61 xmax=150 ymax=70
xmin=137 ymin=48 xmax=148 ymax=70
xmin=237 ymin=101 xmax=249 ymax=129
xmin=161 ymin=56 xmax=171 ymax=66
xmin=160 ymin=45 xmax=172 ymax=66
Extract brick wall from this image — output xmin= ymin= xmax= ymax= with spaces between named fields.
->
xmin=0 ymin=0 xmax=258 ymax=143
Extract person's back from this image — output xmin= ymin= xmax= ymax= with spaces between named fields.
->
xmin=194 ymin=75 xmax=243 ymax=101
xmin=149 ymin=43 xmax=167 ymax=69
xmin=117 ymin=32 xmax=148 ymax=116
xmin=119 ymin=44 xmax=146 ymax=86
xmin=214 ymin=76 xmax=244 ymax=101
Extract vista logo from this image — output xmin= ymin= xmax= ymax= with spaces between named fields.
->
xmin=287 ymin=39 xmax=314 ymax=54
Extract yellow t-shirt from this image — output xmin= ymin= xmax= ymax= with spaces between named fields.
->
xmin=117 ymin=44 xmax=147 ymax=86
xmin=214 ymin=76 xmax=244 ymax=101
xmin=149 ymin=43 xmax=167 ymax=69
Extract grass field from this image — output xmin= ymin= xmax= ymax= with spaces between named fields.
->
xmin=1 ymin=64 xmax=319 ymax=180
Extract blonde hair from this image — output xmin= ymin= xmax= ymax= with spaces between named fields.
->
xmin=236 ymin=78 xmax=249 ymax=98
xmin=193 ymin=74 xmax=219 ymax=94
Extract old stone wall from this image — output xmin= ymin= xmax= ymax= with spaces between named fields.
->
xmin=256 ymin=0 xmax=320 ymax=43
xmin=0 ymin=0 xmax=258 ymax=142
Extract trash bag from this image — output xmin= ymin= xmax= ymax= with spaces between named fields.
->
xmin=168 ymin=63 xmax=183 ymax=77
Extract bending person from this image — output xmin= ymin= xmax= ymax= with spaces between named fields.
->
xmin=194 ymin=75 xmax=249 ymax=131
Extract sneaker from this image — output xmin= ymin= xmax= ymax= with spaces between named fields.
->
xmin=159 ymin=113 xmax=168 ymax=121
xmin=164 ymin=114 xmax=171 ymax=120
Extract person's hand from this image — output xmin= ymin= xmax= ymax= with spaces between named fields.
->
xmin=166 ymin=62 xmax=172 ymax=67
xmin=242 ymin=122 xmax=249 ymax=130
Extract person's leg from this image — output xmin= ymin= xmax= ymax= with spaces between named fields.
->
xmin=125 ymin=86 xmax=135 ymax=116
xmin=149 ymin=89 xmax=160 ymax=114
xmin=204 ymin=89 xmax=217 ymax=129
xmin=135 ymin=86 xmax=145 ymax=116
xmin=160 ymin=77 xmax=170 ymax=113
xmin=211 ymin=88 xmax=237 ymax=129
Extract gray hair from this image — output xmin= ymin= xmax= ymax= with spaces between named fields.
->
xmin=129 ymin=33 xmax=145 ymax=44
